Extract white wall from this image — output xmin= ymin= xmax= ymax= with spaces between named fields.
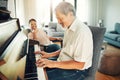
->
xmin=103 ymin=0 xmax=120 ymax=31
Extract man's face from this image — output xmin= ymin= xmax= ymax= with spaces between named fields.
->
xmin=30 ymin=21 xmax=37 ymax=30
xmin=56 ymin=11 xmax=70 ymax=28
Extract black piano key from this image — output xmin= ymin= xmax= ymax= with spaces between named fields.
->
xmin=25 ymin=58 xmax=37 ymax=73
xmin=24 ymin=72 xmax=38 ymax=78
xmin=24 ymin=45 xmax=39 ymax=80
xmin=25 ymin=77 xmax=38 ymax=80
xmin=25 ymin=65 xmax=37 ymax=73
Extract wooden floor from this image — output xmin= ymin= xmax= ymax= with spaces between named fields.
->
xmin=96 ymin=71 xmax=120 ymax=80
xmin=96 ymin=44 xmax=120 ymax=80
xmin=105 ymin=44 xmax=120 ymax=52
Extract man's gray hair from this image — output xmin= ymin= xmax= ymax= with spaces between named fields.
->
xmin=55 ymin=2 xmax=76 ymax=16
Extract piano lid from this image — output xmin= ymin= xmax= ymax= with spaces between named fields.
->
xmin=0 ymin=18 xmax=21 ymax=56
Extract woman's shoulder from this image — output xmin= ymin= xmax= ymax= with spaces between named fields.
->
xmin=38 ymin=28 xmax=46 ymax=34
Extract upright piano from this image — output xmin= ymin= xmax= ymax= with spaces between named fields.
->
xmin=0 ymin=19 xmax=47 ymax=80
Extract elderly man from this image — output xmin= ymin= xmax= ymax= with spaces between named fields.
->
xmin=36 ymin=2 xmax=93 ymax=80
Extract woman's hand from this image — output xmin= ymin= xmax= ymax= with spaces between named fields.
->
xmin=41 ymin=51 xmax=52 ymax=58
xmin=34 ymin=51 xmax=52 ymax=59
xmin=36 ymin=59 xmax=57 ymax=68
xmin=56 ymin=37 xmax=63 ymax=41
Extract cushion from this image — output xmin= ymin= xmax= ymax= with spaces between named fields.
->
xmin=51 ymin=32 xmax=64 ymax=37
xmin=98 ymin=51 xmax=120 ymax=76
xmin=104 ymin=32 xmax=120 ymax=40
xmin=115 ymin=23 xmax=120 ymax=34
xmin=48 ymin=22 xmax=57 ymax=30
xmin=117 ymin=37 xmax=120 ymax=42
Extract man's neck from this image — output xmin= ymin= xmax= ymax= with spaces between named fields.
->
xmin=68 ymin=17 xmax=75 ymax=29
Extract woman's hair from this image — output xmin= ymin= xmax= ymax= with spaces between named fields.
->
xmin=55 ymin=2 xmax=76 ymax=16
xmin=29 ymin=18 xmax=36 ymax=24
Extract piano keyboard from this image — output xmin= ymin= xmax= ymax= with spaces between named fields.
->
xmin=35 ymin=45 xmax=46 ymax=80
xmin=24 ymin=43 xmax=46 ymax=80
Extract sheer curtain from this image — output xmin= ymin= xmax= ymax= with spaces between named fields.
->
xmin=52 ymin=0 xmax=63 ymax=22
xmin=36 ymin=0 xmax=50 ymax=26
xmin=29 ymin=0 xmax=62 ymax=26
xmin=25 ymin=0 xmax=89 ymax=25
xmin=76 ymin=0 xmax=89 ymax=23
xmin=15 ymin=0 xmax=99 ymax=26
xmin=76 ymin=0 xmax=101 ymax=26
xmin=16 ymin=0 xmax=25 ymax=25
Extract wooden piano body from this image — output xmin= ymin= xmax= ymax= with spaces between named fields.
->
xmin=0 ymin=19 xmax=46 ymax=80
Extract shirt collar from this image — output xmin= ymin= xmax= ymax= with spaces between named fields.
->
xmin=68 ymin=18 xmax=79 ymax=32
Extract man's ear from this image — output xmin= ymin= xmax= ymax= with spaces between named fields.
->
xmin=67 ymin=12 xmax=73 ymax=17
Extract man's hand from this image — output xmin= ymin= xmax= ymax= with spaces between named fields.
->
xmin=36 ymin=59 xmax=57 ymax=68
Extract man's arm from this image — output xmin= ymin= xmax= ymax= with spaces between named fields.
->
xmin=54 ymin=60 xmax=85 ymax=70
xmin=36 ymin=59 xmax=85 ymax=70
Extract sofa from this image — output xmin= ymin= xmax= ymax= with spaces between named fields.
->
xmin=47 ymin=22 xmax=64 ymax=38
xmin=104 ymin=23 xmax=120 ymax=48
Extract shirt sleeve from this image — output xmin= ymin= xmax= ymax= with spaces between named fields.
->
xmin=73 ymin=28 xmax=93 ymax=63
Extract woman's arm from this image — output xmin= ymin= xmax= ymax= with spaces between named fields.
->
xmin=41 ymin=49 xmax=61 ymax=58
xmin=49 ymin=36 xmax=62 ymax=41
xmin=35 ymin=49 xmax=61 ymax=59
xmin=28 ymin=32 xmax=33 ymax=39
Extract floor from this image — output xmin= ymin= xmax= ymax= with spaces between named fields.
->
xmin=96 ymin=71 xmax=120 ymax=80
xmin=105 ymin=44 xmax=120 ymax=52
xmin=96 ymin=44 xmax=120 ymax=80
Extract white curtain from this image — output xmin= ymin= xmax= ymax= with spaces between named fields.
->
xmin=36 ymin=0 xmax=50 ymax=26
xmin=76 ymin=0 xmax=101 ymax=26
xmin=16 ymin=0 xmax=25 ymax=26
xmin=15 ymin=0 xmax=100 ymax=26
xmin=23 ymin=0 xmax=62 ymax=27
xmin=76 ymin=0 xmax=89 ymax=24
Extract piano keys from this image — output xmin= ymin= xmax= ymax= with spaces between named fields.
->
xmin=24 ymin=39 xmax=46 ymax=80
xmin=0 ymin=19 xmax=47 ymax=80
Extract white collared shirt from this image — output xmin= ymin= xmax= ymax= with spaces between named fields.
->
xmin=57 ymin=18 xmax=93 ymax=70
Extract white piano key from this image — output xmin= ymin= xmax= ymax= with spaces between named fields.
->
xmin=34 ymin=45 xmax=47 ymax=80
